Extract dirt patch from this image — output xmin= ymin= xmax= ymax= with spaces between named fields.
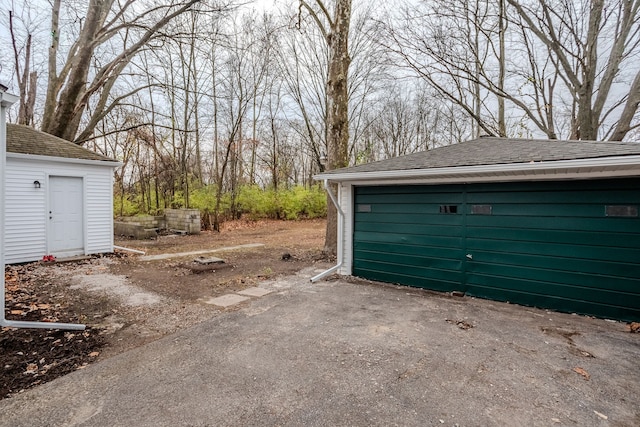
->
xmin=2 ymin=219 xmax=328 ymax=399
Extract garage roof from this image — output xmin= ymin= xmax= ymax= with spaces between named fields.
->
xmin=6 ymin=124 xmax=118 ymax=163
xmin=315 ymin=137 xmax=640 ymax=184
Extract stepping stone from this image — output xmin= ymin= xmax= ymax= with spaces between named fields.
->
xmin=205 ymin=294 xmax=249 ymax=308
xmin=237 ymin=287 xmax=271 ymax=297
xmin=194 ymin=256 xmax=224 ymax=265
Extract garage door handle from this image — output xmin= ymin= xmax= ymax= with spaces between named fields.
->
xmin=466 ymin=254 xmax=473 ymax=260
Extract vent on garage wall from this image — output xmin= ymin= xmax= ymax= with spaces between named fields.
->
xmin=471 ymin=204 xmax=493 ymax=215
xmin=605 ymin=205 xmax=638 ymax=217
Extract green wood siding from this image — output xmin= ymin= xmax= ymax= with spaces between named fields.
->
xmin=353 ymin=179 xmax=640 ymax=321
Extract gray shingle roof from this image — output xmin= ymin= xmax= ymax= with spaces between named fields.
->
xmin=322 ymin=137 xmax=640 ymax=175
xmin=6 ymin=124 xmax=117 ymax=163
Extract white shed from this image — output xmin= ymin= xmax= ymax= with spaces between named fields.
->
xmin=5 ymin=124 xmax=120 ymax=263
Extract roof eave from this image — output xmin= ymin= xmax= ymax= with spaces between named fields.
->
xmin=313 ymin=155 xmax=640 ymax=184
xmin=7 ymin=152 xmax=122 ymax=167
xmin=0 ymin=91 xmax=19 ymax=108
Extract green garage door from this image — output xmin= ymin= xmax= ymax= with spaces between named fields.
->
xmin=353 ymin=179 xmax=640 ymax=321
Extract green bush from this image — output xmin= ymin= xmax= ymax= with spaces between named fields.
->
xmin=236 ymin=184 xmax=326 ymax=220
xmin=279 ymin=185 xmax=327 ymax=219
xmin=114 ymin=193 xmax=140 ymax=217
xmin=114 ymin=183 xmax=326 ymax=222
xmin=189 ymin=185 xmax=218 ymax=211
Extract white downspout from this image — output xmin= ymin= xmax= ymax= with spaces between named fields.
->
xmin=311 ymin=179 xmax=344 ymax=282
xmin=0 ymin=87 xmax=84 ymax=331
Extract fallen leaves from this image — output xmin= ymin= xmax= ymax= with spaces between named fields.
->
xmin=1 ymin=264 xmax=105 ymax=399
xmin=629 ymin=322 xmax=640 ymax=333
xmin=24 ymin=363 xmax=39 ymax=375
xmin=573 ymin=367 xmax=590 ymax=380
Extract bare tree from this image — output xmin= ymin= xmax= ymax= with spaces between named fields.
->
xmin=381 ymin=0 xmax=640 ymax=140
xmin=41 ymin=0 xmax=215 ymax=142
xmin=8 ymin=9 xmax=37 ymax=126
xmin=507 ymin=0 xmax=640 ymax=140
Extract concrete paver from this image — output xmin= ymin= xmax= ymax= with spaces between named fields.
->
xmin=1 ymin=273 xmax=638 ymax=427
xmin=205 ymin=294 xmax=250 ymax=307
xmin=237 ymin=287 xmax=271 ymax=297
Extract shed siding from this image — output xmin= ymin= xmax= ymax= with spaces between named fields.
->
xmin=5 ymin=156 xmax=115 ymax=264
xmin=85 ymin=169 xmax=114 ymax=254
xmin=5 ymin=162 xmax=47 ymax=263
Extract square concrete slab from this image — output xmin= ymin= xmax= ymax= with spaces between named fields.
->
xmin=205 ymin=294 xmax=249 ymax=307
xmin=237 ymin=287 xmax=272 ymax=297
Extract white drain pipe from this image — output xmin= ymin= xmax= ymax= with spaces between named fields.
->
xmin=0 ymin=88 xmax=84 ymax=331
xmin=311 ymin=179 xmax=344 ymax=282
xmin=113 ymin=245 xmax=146 ymax=255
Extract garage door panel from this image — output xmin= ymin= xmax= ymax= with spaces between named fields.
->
xmin=356 ymin=242 xmax=463 ymax=260
xmin=467 ymin=188 xmax=637 ymax=204
xmin=355 ymin=249 xmax=463 ymax=271
xmin=465 ymin=278 xmax=638 ymax=320
xmin=357 ymin=212 xmax=464 ymax=226
xmin=466 ymin=203 xmax=623 ymax=218
xmin=356 ymin=222 xmax=463 ymax=237
xmin=470 ymin=251 xmax=640 ymax=281
xmin=467 ymin=274 xmax=640 ymax=312
xmin=467 ymin=238 xmax=640 ymax=264
xmin=354 ymin=232 xmax=462 ymax=249
xmin=467 ymin=215 xmax=637 ymax=233
xmin=353 ymin=179 xmax=640 ymax=321
xmin=353 ymin=262 xmax=463 ymax=292
xmin=466 ymin=227 xmax=638 ymax=249
xmin=356 ymin=193 xmax=463 ymax=205
xmin=360 ymin=203 xmax=463 ymax=214
xmin=468 ymin=261 xmax=639 ymax=293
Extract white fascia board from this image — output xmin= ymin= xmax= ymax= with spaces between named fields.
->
xmin=0 ymin=92 xmax=19 ymax=108
xmin=7 ymin=152 xmax=122 ymax=168
xmin=314 ymin=155 xmax=640 ymax=183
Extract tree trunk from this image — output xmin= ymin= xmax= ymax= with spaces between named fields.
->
xmin=324 ymin=0 xmax=352 ymax=255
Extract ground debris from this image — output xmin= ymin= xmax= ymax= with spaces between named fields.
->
xmin=628 ymin=322 xmax=640 ymax=333
xmin=573 ymin=367 xmax=590 ymax=380
xmin=446 ymin=318 xmax=474 ymax=330
xmin=593 ymin=410 xmax=608 ymax=420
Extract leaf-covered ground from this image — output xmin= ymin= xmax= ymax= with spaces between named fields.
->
xmin=2 ymin=264 xmax=105 ymax=399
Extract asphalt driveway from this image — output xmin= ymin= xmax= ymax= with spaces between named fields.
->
xmin=1 ymin=267 xmax=638 ymax=427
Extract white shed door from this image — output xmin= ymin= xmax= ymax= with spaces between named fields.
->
xmin=48 ymin=176 xmax=84 ymax=257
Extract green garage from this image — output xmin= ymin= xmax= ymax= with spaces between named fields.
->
xmin=315 ymin=137 xmax=640 ymax=321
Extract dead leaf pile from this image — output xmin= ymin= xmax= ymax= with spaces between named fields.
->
xmin=2 ymin=265 xmax=104 ymax=400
